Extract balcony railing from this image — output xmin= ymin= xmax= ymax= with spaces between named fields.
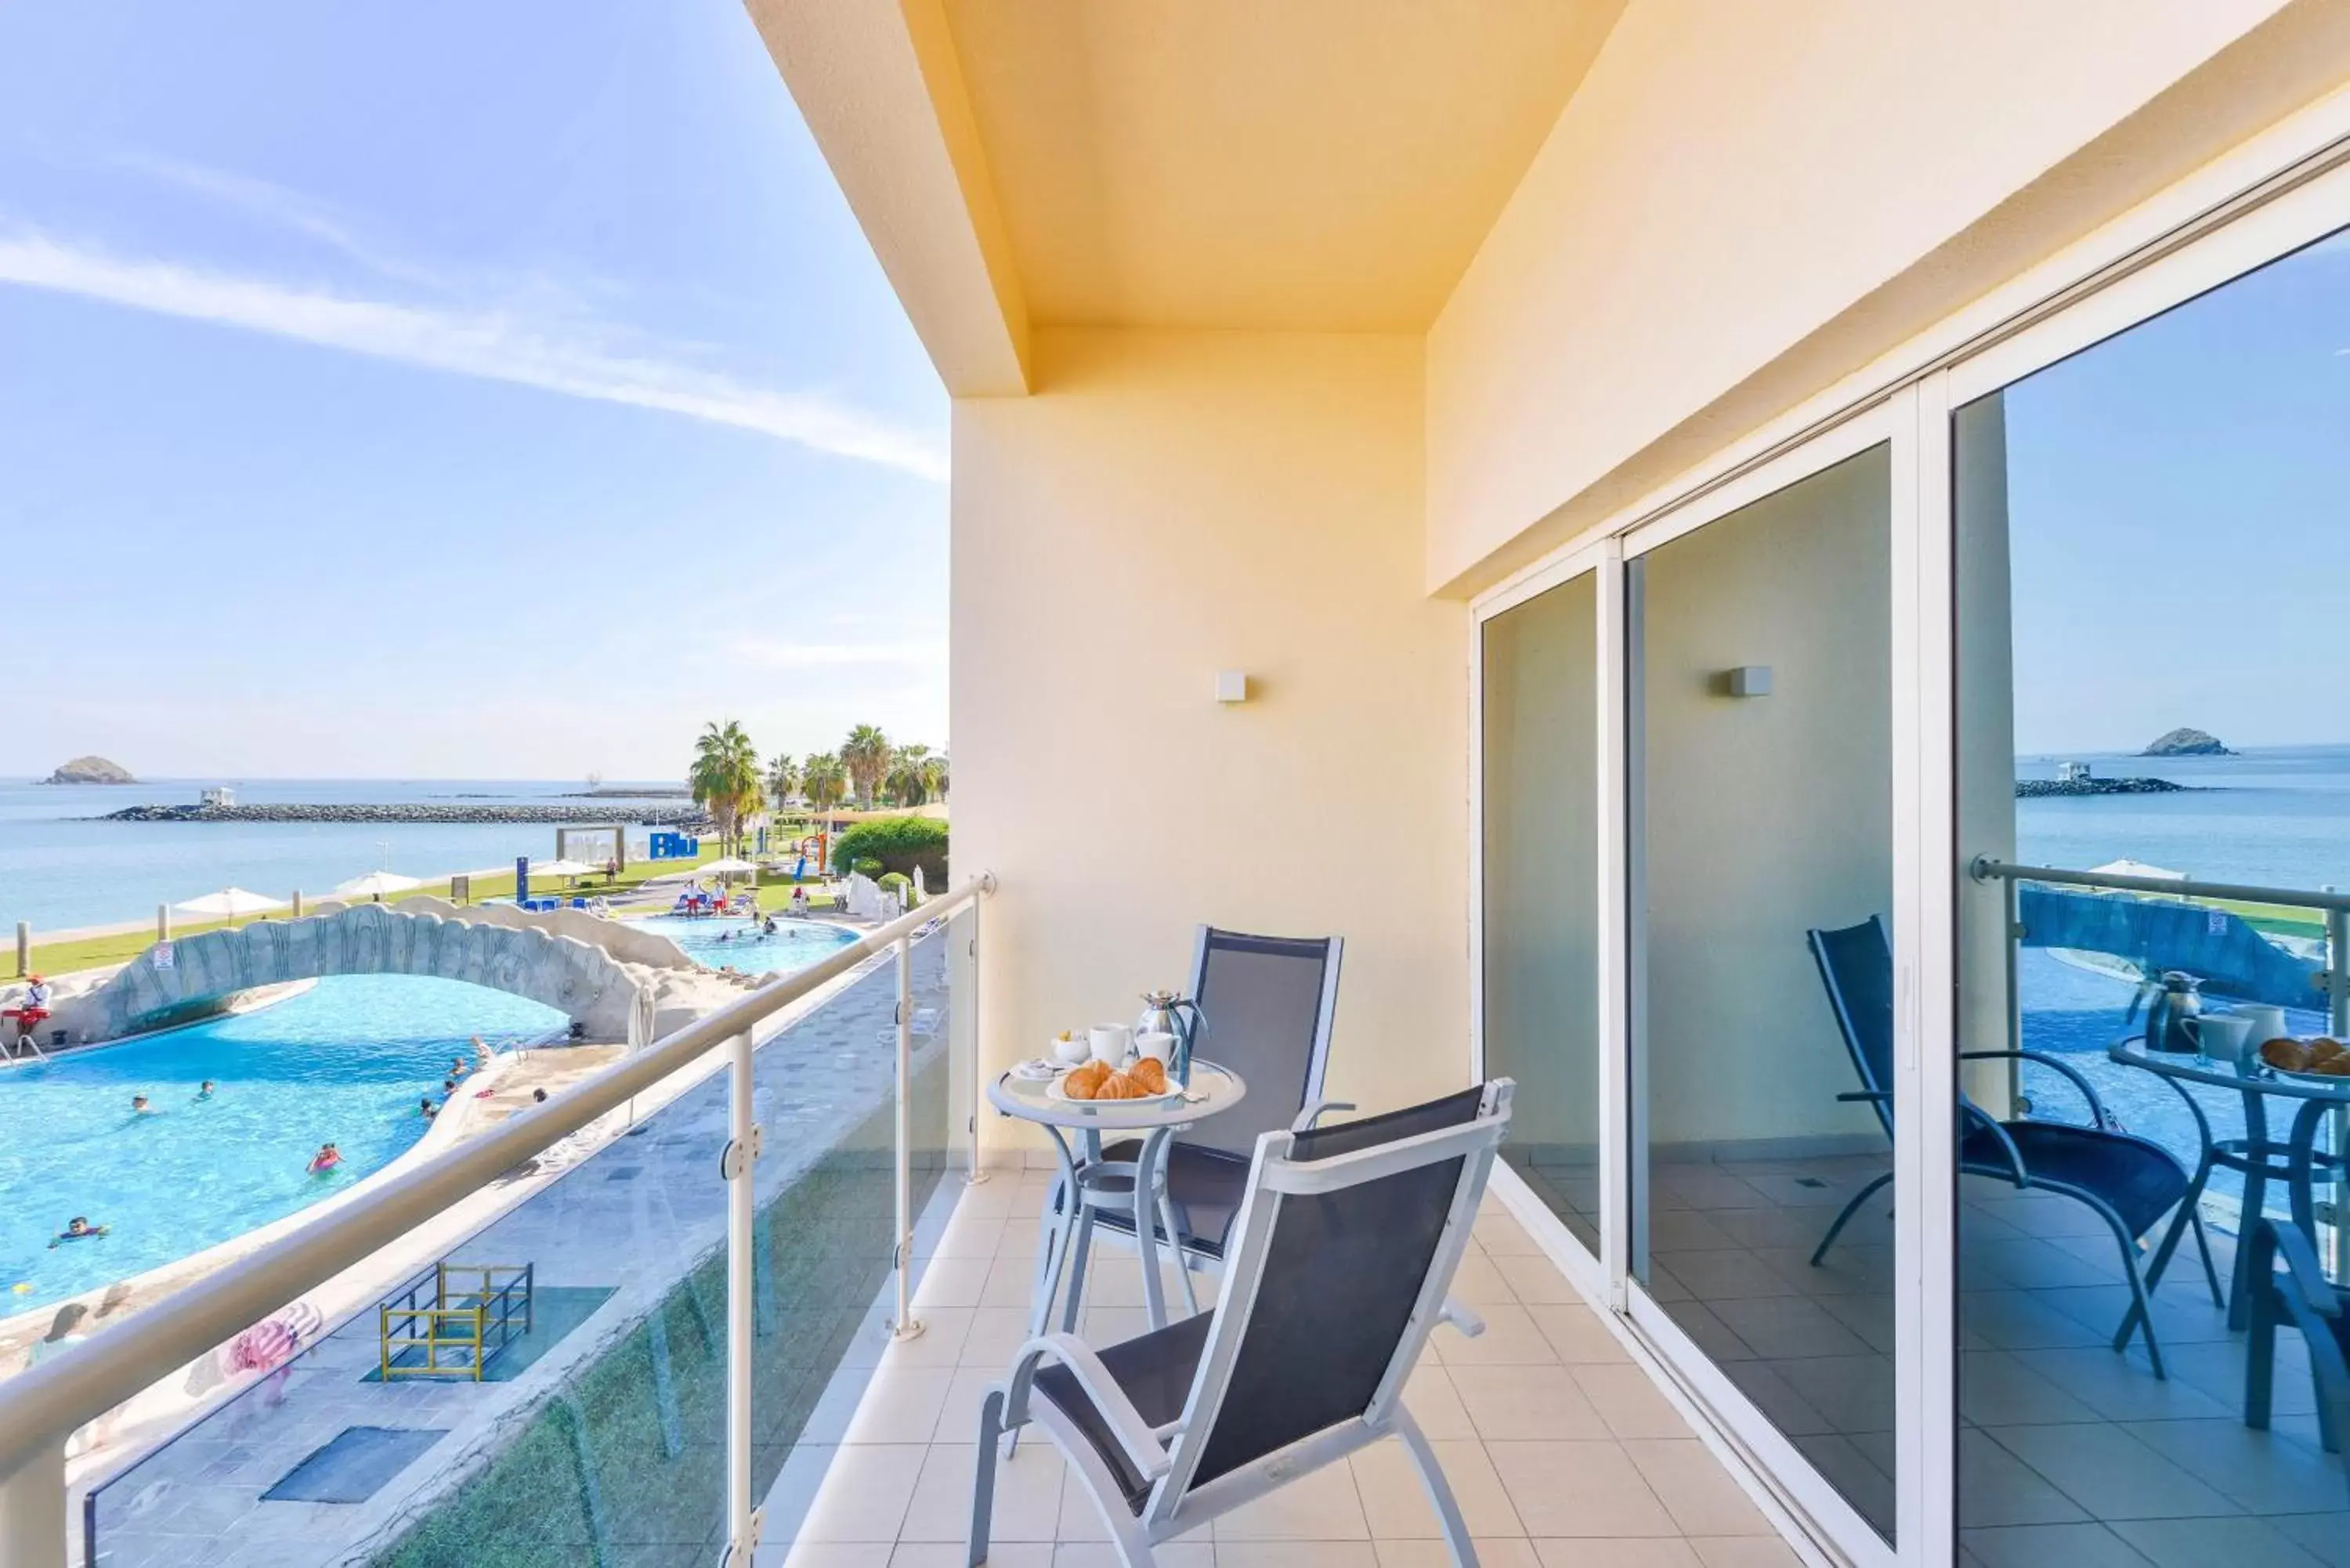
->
xmin=0 ymin=873 xmax=993 ymax=1568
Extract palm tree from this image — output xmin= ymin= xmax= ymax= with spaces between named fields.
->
xmin=689 ymin=721 xmax=761 ymax=856
xmin=801 ymin=752 xmax=848 ymax=812
xmin=887 ymin=743 xmax=934 ymax=806
xmin=766 ymin=753 xmax=801 ymax=815
xmin=922 ymin=751 xmax=948 ymax=802
xmin=841 ymin=724 xmax=892 ymax=811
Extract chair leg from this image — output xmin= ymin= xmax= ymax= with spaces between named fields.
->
xmin=1810 ymin=1172 xmax=1894 ymax=1267
xmin=1394 ymin=1406 xmax=1480 ymax=1568
xmin=970 ymin=1387 xmax=1006 ymax=1568
xmin=2105 ymin=1218 xmax=2167 ymax=1381
xmin=1060 ymin=1208 xmax=1097 ymax=1335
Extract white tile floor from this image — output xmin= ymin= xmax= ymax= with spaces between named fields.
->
xmin=760 ymin=1171 xmax=1801 ymax=1568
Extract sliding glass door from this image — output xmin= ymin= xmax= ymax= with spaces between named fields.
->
xmin=1480 ymin=560 xmax=1605 ymax=1259
xmin=1626 ymin=443 xmax=1901 ymax=1546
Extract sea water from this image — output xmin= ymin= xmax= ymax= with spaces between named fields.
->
xmin=2015 ymin=743 xmax=2350 ymax=891
xmin=0 ymin=778 xmax=682 ymax=934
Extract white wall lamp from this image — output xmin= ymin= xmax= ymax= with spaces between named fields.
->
xmin=1215 ymin=670 xmax=1250 ymax=704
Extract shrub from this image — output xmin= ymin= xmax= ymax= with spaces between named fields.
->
xmin=878 ymin=872 xmax=911 ymax=898
xmin=831 ymin=816 xmax=948 ymax=886
xmin=852 ymin=858 xmax=885 ymax=879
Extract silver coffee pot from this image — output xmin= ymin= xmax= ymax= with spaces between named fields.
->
xmin=1135 ymin=989 xmax=1203 ymax=1081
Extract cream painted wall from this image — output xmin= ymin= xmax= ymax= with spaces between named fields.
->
xmin=952 ymin=329 xmax=1466 ymax=1152
xmin=1426 ymin=0 xmax=2342 ymax=594
xmin=1637 ymin=446 xmax=1891 ymax=1149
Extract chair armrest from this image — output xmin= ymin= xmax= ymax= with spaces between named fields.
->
xmin=1959 ymin=1049 xmax=2110 ymax=1127
xmin=1292 ymin=1100 xmax=1358 ymax=1133
xmin=1438 ymin=1298 xmax=1486 ymax=1339
xmin=1003 ymin=1335 xmax=1173 ymax=1481
xmin=2269 ymin=1221 xmax=2342 ymax=1321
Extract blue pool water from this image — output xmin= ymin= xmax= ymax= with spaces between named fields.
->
xmin=0 ymin=975 xmax=566 ymax=1312
xmin=627 ymin=914 xmax=859 ymax=976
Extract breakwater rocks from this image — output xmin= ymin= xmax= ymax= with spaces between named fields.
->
xmin=100 ymin=803 xmax=714 ymax=827
xmin=2015 ymin=777 xmax=2187 ymax=799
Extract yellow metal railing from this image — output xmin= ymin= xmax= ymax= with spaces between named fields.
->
xmin=378 ymin=1261 xmax=534 ymax=1382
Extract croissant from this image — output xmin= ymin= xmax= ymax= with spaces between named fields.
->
xmin=1063 ymin=1060 xmax=1112 ymax=1099
xmin=1095 ymin=1071 xmax=1145 ymax=1100
xmin=2312 ymin=1038 xmax=2345 ymax=1062
xmin=2261 ymin=1037 xmax=2313 ymax=1072
xmin=1127 ymin=1059 xmax=1168 ymax=1093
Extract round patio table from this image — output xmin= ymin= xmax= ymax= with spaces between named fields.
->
xmin=988 ymin=1060 xmax=1246 ymax=1335
xmin=2107 ymin=1040 xmax=2350 ymax=1327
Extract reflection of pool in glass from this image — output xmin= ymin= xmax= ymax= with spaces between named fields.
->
xmin=2016 ymin=947 xmax=2331 ymax=1232
xmin=626 ymin=914 xmax=860 ymax=976
xmin=0 ymin=976 xmax=568 ymax=1312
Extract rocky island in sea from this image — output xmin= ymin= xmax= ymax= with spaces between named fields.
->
xmin=2141 ymin=726 xmax=2235 ymax=757
xmin=42 ymin=755 xmax=136 ymax=785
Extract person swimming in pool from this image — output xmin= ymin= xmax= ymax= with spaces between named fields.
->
xmin=420 ymin=1097 xmax=439 ymax=1120
xmin=472 ymin=1035 xmax=494 ymax=1071
xmin=130 ymin=1094 xmax=152 ymax=1115
xmin=49 ymin=1218 xmax=107 ymax=1248
xmin=448 ymin=1056 xmax=470 ymax=1080
xmin=195 ymin=1080 xmax=215 ymax=1101
xmin=307 ymin=1143 xmax=342 ymax=1176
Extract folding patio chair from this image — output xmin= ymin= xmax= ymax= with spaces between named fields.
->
xmin=1044 ymin=927 xmax=1344 ymax=1324
xmin=1807 ymin=916 xmax=2216 ymax=1377
xmin=972 ymin=1081 xmax=1512 ymax=1568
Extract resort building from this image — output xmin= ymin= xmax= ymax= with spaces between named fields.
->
xmin=9 ymin=8 xmax=2350 ymax=1568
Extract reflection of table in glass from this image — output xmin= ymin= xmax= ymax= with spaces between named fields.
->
xmin=2109 ymin=1041 xmax=2350 ymax=1327
xmin=987 ymin=1062 xmax=1246 ymax=1333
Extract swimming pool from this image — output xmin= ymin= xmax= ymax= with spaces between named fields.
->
xmin=0 ymin=975 xmax=567 ymax=1313
xmin=626 ymin=914 xmax=860 ymax=976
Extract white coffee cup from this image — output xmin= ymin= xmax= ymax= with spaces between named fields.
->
xmin=1089 ymin=1024 xmax=1133 ymax=1066
xmin=2188 ymin=1013 xmax=2254 ymax=1067
xmin=1136 ymin=1031 xmax=1177 ymax=1065
xmin=2236 ymin=1005 xmax=2289 ymax=1052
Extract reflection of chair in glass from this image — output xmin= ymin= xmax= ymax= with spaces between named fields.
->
xmin=2244 ymin=1216 xmax=2350 ymax=1455
xmin=1806 ymin=916 xmax=2214 ymax=1377
xmin=972 ymin=1084 xmax=1508 ymax=1568
xmin=1054 ymin=927 xmax=1344 ymax=1321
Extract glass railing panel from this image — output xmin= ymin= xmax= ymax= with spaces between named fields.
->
xmin=80 ymin=933 xmax=932 ymax=1568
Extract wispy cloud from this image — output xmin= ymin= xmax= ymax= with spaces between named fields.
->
xmin=109 ymin=152 xmax=446 ymax=287
xmin=0 ymin=225 xmax=947 ymax=480
xmin=730 ymin=637 xmax=946 ymax=669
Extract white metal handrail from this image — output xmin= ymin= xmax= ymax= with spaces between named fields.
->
xmin=0 ymin=874 xmax=992 ymax=1512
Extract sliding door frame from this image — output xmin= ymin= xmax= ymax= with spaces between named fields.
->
xmin=1471 ymin=537 xmax=1614 ymax=1302
xmin=1617 ymin=396 xmax=1920 ymax=1568
xmin=1467 ymin=92 xmax=2350 ymax=1568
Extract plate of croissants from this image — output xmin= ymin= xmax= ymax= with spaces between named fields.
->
xmin=2258 ymin=1035 xmax=2350 ymax=1078
xmin=1050 ymin=1057 xmax=1180 ymax=1104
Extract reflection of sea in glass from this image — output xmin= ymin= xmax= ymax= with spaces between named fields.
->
xmin=1956 ymin=226 xmax=2350 ymax=1568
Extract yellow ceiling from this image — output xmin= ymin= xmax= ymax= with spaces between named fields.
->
xmin=935 ymin=0 xmax=1625 ymax=334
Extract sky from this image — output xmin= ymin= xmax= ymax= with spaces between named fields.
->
xmin=1998 ymin=228 xmax=2350 ymax=756
xmin=0 ymin=1 xmax=948 ymax=784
